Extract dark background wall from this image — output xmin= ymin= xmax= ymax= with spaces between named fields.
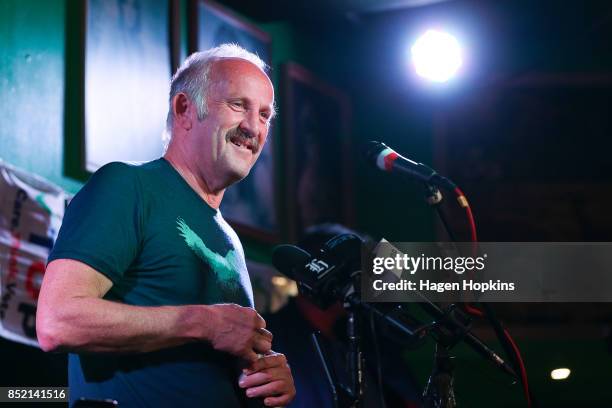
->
xmin=2 ymin=0 xmax=612 ymax=407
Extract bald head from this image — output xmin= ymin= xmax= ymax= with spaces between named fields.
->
xmin=208 ymin=58 xmax=275 ymax=112
xmin=164 ymin=44 xmax=275 ymax=148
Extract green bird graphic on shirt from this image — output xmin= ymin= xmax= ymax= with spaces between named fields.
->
xmin=176 ymin=217 xmax=240 ymax=291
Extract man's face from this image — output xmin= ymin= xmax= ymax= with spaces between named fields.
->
xmin=190 ymin=58 xmax=274 ymax=191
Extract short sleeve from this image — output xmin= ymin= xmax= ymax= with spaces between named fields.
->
xmin=48 ymin=162 xmax=143 ymax=284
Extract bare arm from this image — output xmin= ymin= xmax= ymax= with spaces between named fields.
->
xmin=36 ymin=259 xmax=272 ymax=360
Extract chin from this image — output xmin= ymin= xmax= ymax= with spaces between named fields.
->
xmin=228 ymin=167 xmax=251 ymax=184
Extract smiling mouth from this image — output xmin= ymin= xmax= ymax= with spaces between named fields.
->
xmin=228 ymin=130 xmax=258 ymax=153
xmin=229 ymin=138 xmax=254 ymax=152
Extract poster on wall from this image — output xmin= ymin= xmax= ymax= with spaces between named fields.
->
xmin=191 ymin=0 xmax=278 ymax=241
xmin=84 ymin=0 xmax=171 ymax=172
xmin=0 ymin=161 xmax=68 ymax=347
xmin=282 ymin=63 xmax=353 ymax=241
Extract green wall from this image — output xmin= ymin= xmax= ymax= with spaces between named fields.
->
xmin=0 ymin=0 xmax=81 ymax=193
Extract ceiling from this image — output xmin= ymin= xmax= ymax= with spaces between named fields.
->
xmin=218 ymin=0 xmax=455 ymax=22
xmin=215 ymin=0 xmax=612 ymax=74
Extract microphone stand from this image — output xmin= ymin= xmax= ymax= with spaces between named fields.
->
xmin=346 ymin=309 xmax=364 ymax=407
xmin=422 ymin=184 xmax=530 ymax=405
xmin=340 ymin=284 xmax=366 ymax=408
xmin=421 ymin=182 xmax=460 ymax=408
xmin=423 ymin=343 xmax=456 ymax=408
xmin=308 ymin=305 xmax=363 ymax=408
xmin=308 ymin=282 xmax=515 ymax=408
xmin=419 ymin=182 xmax=518 ymax=408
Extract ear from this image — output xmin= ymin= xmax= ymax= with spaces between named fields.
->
xmin=172 ymin=93 xmax=193 ymax=131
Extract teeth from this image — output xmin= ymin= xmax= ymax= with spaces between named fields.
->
xmin=231 ymin=139 xmax=250 ymax=150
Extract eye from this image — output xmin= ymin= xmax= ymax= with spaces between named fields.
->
xmin=229 ymin=100 xmax=245 ymax=109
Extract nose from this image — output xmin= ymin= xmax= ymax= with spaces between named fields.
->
xmin=238 ymin=109 xmax=261 ymax=139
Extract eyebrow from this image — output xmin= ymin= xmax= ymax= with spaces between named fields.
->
xmin=230 ymin=96 xmax=276 ymax=119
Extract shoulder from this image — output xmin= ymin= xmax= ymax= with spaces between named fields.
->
xmin=98 ymin=158 xmax=171 ymax=186
xmin=85 ymin=161 xmax=156 ymax=192
xmin=70 ymin=162 xmax=145 ymax=207
xmin=89 ymin=161 xmax=140 ymax=183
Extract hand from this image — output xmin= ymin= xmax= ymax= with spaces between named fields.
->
xmin=205 ymin=304 xmax=273 ymax=362
xmin=239 ymin=352 xmax=296 ymax=407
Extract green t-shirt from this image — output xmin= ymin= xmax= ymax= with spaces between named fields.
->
xmin=48 ymin=158 xmax=254 ymax=407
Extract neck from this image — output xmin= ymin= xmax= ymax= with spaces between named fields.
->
xmin=163 ymin=148 xmax=224 ymax=209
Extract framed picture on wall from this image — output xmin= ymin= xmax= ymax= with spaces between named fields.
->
xmin=190 ymin=0 xmax=277 ymax=242
xmin=83 ymin=0 xmax=172 ymax=172
xmin=282 ymin=63 xmax=354 ymax=242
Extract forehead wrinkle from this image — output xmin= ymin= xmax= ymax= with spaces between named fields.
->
xmin=209 ymin=61 xmax=274 ymax=110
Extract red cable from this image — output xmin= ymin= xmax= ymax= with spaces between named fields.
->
xmin=465 ymin=304 xmax=532 ymax=408
xmin=453 ymin=187 xmax=478 ymax=243
xmin=504 ymin=328 xmax=532 ymax=408
xmin=464 ymin=204 xmax=478 ymax=243
xmin=453 ymin=186 xmax=532 ymax=408
xmin=464 ymin=304 xmax=484 ymax=317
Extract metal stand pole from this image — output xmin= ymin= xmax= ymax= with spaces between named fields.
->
xmin=347 ymin=309 xmax=364 ymax=407
xmin=423 ymin=343 xmax=457 ymax=408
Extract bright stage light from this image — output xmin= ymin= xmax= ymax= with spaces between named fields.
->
xmin=411 ymin=29 xmax=463 ymax=82
xmin=550 ymin=368 xmax=571 ymax=380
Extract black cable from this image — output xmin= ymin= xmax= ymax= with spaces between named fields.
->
xmin=478 ymin=302 xmax=536 ymax=407
xmin=369 ymin=310 xmax=387 ymax=408
xmin=311 ymin=332 xmax=340 ymax=408
xmin=434 ymin=204 xmax=458 ymax=243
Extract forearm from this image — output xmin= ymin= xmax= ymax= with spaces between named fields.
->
xmin=37 ymin=260 xmax=270 ymax=360
xmin=37 ymin=297 xmax=209 ymax=354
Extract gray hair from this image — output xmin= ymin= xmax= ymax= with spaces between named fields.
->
xmin=163 ymin=43 xmax=271 ymax=148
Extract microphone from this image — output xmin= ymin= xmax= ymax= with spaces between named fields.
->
xmin=271 ymin=245 xmax=311 ymax=282
xmin=272 ymin=237 xmax=517 ymax=378
xmin=272 ymin=234 xmax=363 ymax=308
xmin=363 ymin=141 xmax=456 ymax=190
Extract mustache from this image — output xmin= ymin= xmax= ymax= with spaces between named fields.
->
xmin=226 ymin=127 xmax=259 ymax=151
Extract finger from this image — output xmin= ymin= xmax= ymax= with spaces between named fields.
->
xmin=245 ymin=353 xmax=286 ymax=374
xmin=240 ymin=367 xmax=286 ymax=388
xmin=255 ymin=313 xmax=267 ymax=329
xmin=256 ymin=327 xmax=273 ymax=342
xmin=246 ymin=353 xmax=285 ymax=374
xmin=253 ymin=336 xmax=272 ymax=354
xmin=238 ymin=370 xmax=275 ymax=388
xmin=245 ymin=380 xmax=284 ymax=399
xmin=264 ymin=394 xmax=294 ymax=407
xmin=243 ymin=350 xmax=259 ymax=364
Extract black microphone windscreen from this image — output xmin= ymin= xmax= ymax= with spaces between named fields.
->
xmin=323 ymin=234 xmax=363 ymax=260
xmin=271 ymin=245 xmax=311 ymax=281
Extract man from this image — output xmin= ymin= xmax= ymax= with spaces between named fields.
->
xmin=36 ymin=44 xmax=295 ymax=408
